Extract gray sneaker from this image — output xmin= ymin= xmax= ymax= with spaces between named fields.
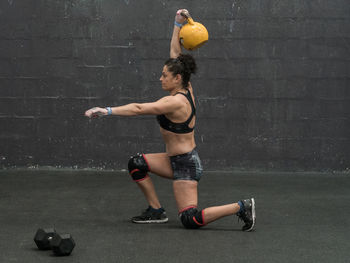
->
xmin=236 ymin=198 xmax=256 ymax=231
xmin=131 ymin=206 xmax=169 ymax=224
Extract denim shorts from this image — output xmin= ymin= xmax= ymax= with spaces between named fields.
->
xmin=170 ymin=148 xmax=203 ymax=182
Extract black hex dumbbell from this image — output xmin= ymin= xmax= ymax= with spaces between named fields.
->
xmin=34 ymin=228 xmax=76 ymax=256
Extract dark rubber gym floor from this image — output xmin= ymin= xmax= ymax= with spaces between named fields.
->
xmin=0 ymin=169 xmax=348 ymax=263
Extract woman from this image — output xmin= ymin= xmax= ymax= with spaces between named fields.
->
xmin=85 ymin=9 xmax=256 ymax=231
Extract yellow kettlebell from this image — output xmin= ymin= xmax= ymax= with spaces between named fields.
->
xmin=179 ymin=15 xmax=209 ymax=50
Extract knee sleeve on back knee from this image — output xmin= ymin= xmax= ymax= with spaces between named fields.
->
xmin=179 ymin=207 xmax=206 ymax=229
xmin=128 ymin=153 xmax=150 ymax=182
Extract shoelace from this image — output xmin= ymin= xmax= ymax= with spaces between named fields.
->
xmin=237 ymin=211 xmax=249 ymax=223
xmin=139 ymin=208 xmax=152 ymax=217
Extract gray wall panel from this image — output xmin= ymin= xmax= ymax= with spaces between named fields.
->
xmin=0 ymin=0 xmax=349 ymax=171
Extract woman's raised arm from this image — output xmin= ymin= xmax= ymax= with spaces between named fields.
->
xmin=170 ymin=9 xmax=190 ymax=58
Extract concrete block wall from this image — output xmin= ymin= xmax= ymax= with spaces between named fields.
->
xmin=0 ymin=0 xmax=349 ymax=171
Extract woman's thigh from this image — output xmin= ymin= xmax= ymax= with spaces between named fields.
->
xmin=144 ymin=153 xmax=174 ymax=179
xmin=173 ymin=180 xmax=198 ymax=211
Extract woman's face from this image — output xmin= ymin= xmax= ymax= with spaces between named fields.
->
xmin=160 ymin=65 xmax=181 ymax=91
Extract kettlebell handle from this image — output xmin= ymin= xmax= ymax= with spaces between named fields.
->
xmin=180 ymin=11 xmax=194 ymax=25
xmin=180 ymin=11 xmax=190 ymax=18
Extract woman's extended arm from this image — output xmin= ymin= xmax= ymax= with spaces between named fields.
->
xmin=85 ymin=95 xmax=183 ymax=118
xmin=170 ymin=26 xmax=182 ymax=59
xmin=170 ymin=9 xmax=190 ymax=58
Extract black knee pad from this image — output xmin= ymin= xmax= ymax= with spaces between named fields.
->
xmin=179 ymin=207 xmax=206 ymax=229
xmin=128 ymin=153 xmax=150 ymax=182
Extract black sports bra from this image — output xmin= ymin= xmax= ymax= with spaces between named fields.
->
xmin=156 ymin=91 xmax=196 ymax=134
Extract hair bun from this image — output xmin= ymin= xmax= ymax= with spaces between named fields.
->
xmin=178 ymin=54 xmax=197 ymax=74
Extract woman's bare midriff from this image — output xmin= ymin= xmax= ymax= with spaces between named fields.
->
xmin=160 ymin=128 xmax=196 ymax=156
